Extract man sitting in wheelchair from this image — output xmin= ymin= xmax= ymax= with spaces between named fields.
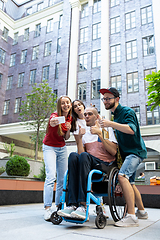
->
xmin=57 ymin=106 xmax=117 ymax=220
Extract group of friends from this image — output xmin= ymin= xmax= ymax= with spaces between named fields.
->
xmin=42 ymin=87 xmax=148 ymax=227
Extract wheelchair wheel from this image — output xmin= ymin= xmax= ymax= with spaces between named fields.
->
xmin=108 ymin=167 xmax=127 ymax=222
xmin=95 ymin=214 xmax=106 ymax=229
xmin=50 ymin=211 xmax=63 ymax=225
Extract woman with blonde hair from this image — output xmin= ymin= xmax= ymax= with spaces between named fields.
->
xmin=43 ymin=96 xmax=72 ymax=221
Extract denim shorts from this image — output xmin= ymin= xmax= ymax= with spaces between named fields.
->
xmin=119 ymin=154 xmax=143 ymax=184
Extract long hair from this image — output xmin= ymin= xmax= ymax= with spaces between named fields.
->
xmin=46 ymin=96 xmax=72 ymax=136
xmin=71 ymin=99 xmax=85 ymax=132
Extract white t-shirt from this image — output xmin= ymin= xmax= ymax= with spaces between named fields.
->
xmin=82 ymin=127 xmax=117 ymax=163
xmin=73 ymin=118 xmax=86 ymax=135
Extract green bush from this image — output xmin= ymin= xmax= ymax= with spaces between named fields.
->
xmin=6 ymin=155 xmax=30 ymax=176
xmin=0 ymin=166 xmax=5 ymax=175
xmin=34 ymin=161 xmax=46 ymax=181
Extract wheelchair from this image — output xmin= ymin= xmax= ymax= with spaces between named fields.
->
xmin=50 ymin=162 xmax=127 ymax=229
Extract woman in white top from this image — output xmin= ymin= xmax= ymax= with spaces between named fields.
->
xmin=71 ymin=100 xmax=86 ymax=144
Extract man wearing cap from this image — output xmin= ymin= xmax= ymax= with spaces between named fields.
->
xmin=99 ymin=87 xmax=148 ymax=227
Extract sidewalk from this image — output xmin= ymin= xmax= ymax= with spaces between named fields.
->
xmin=0 ymin=203 xmax=160 ymax=240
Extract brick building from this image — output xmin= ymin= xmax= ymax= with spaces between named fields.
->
xmin=0 ymin=0 xmax=160 ymax=167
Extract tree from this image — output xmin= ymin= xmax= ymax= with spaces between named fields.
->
xmin=19 ymin=80 xmax=57 ymax=160
xmin=145 ymin=70 xmax=160 ymax=111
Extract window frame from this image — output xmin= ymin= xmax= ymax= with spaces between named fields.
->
xmin=78 ymin=82 xmax=87 ymax=101
xmin=127 ymin=72 xmax=139 ymax=93
xmin=91 ymin=79 xmax=101 ymax=99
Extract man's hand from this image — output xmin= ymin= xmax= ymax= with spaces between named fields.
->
xmin=99 ymin=119 xmax=111 ymax=128
xmin=90 ymin=120 xmax=102 ymax=136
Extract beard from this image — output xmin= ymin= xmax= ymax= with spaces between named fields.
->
xmin=105 ymin=100 xmax=115 ymax=110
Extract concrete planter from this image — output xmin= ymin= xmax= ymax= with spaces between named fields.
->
xmin=0 ymin=158 xmax=44 ymax=178
xmin=0 ymin=177 xmax=56 ymax=205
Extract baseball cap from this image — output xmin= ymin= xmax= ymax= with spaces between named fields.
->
xmin=99 ymin=87 xmax=119 ymax=98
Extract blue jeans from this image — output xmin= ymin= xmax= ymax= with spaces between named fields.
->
xmin=119 ymin=154 xmax=143 ymax=184
xmin=67 ymin=152 xmax=109 ymax=205
xmin=43 ymin=144 xmax=68 ymax=207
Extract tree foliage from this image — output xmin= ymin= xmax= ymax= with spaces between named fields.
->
xmin=19 ymin=80 xmax=57 ymax=160
xmin=145 ymin=70 xmax=160 ymax=111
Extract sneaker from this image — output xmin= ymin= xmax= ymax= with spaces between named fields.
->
xmin=71 ymin=206 xmax=87 ymax=220
xmin=57 ymin=206 xmax=77 ymax=218
xmin=44 ymin=207 xmax=52 ymax=221
xmin=136 ymin=209 xmax=148 ymax=219
xmin=114 ymin=215 xmax=139 ymax=227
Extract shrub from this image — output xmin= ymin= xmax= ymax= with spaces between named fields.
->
xmin=0 ymin=166 xmax=5 ymax=175
xmin=6 ymin=155 xmax=30 ymax=176
xmin=34 ymin=161 xmax=46 ymax=181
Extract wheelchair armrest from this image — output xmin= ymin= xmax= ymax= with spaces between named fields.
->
xmin=95 ymin=161 xmax=117 ymax=177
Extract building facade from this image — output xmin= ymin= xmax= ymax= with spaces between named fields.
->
xmin=0 ymin=0 xmax=160 ymax=165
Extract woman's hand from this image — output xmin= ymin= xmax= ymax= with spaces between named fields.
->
xmin=50 ymin=117 xmax=59 ymax=127
xmin=65 ymin=122 xmax=71 ymax=131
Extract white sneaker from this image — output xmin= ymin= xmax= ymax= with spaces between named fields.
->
xmin=44 ymin=207 xmax=52 ymax=221
xmin=57 ymin=206 xmax=77 ymax=218
xmin=114 ymin=215 xmax=139 ymax=227
xmin=71 ymin=206 xmax=86 ymax=220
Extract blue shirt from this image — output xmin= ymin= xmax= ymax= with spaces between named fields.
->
xmin=112 ymin=104 xmax=147 ymax=161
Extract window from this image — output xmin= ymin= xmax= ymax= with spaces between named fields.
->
xmin=55 ymin=63 xmax=59 ymax=79
xmin=126 ymin=40 xmax=137 ymax=60
xmin=13 ymin=32 xmax=18 ymax=45
xmin=80 ymin=27 xmax=88 ymax=43
xmin=0 ymin=0 xmax=4 ymax=10
xmin=29 ymin=69 xmax=36 ymax=85
xmin=14 ymin=98 xmax=22 ymax=113
xmin=44 ymin=41 xmax=52 ymax=56
xmin=37 ymin=2 xmax=43 ymax=11
xmin=127 ymin=72 xmax=139 ymax=93
xmin=111 ymin=44 xmax=121 ymax=63
xmin=78 ymin=83 xmax=86 ymax=101
xmin=6 ymin=76 xmax=13 ymax=90
xmin=18 ymin=73 xmax=24 ymax=88
xmin=54 ymin=89 xmax=58 ymax=97
xmin=32 ymin=46 xmax=39 ymax=60
xmin=93 ymin=0 xmax=101 ymax=14
xmin=92 ymin=23 xmax=101 ymax=40
xmin=79 ymin=54 xmax=87 ymax=71
xmin=125 ymin=11 xmax=136 ymax=30
xmin=49 ymin=0 xmax=54 ymax=6
xmin=111 ymin=75 xmax=121 ymax=95
xmin=143 ymin=35 xmax=154 ymax=56
xmin=3 ymin=100 xmax=10 ymax=115
xmin=35 ymin=23 xmax=41 ymax=37
xmin=110 ymin=0 xmax=119 ymax=7
xmin=141 ymin=6 xmax=152 ymax=25
xmin=81 ymin=3 xmax=88 ymax=18
xmin=24 ymin=28 xmax=29 ymax=41
xmin=42 ymin=66 xmax=49 ymax=81
xmin=27 ymin=7 xmax=32 ymax=15
xmin=0 ymin=73 xmax=2 ymax=88
xmin=147 ymin=105 xmax=160 ymax=125
xmin=2 ymin=27 xmax=9 ymax=41
xmin=0 ymin=48 xmax=6 ymax=64
xmin=92 ymin=50 xmax=101 ymax=68
xmin=10 ymin=53 xmax=16 ymax=67
xmin=21 ymin=50 xmax=27 ymax=63
xmin=57 ymin=38 xmax=61 ymax=53
xmin=47 ymin=19 xmax=53 ymax=33
xmin=91 ymin=79 xmax=100 ymax=99
xmin=144 ymin=68 xmax=156 ymax=90
xmin=132 ymin=106 xmax=140 ymax=124
xmin=111 ymin=16 xmax=120 ymax=34
xmin=59 ymin=15 xmax=63 ymax=29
